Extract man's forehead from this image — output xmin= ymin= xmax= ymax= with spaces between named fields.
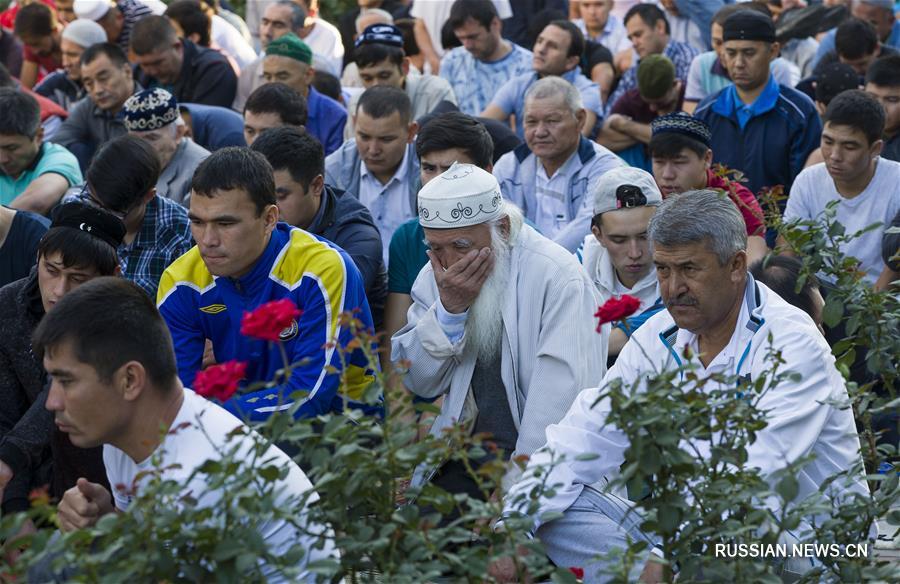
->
xmin=264 ymin=3 xmax=292 ymax=20
xmin=422 ymin=149 xmax=474 ymax=165
xmin=424 ymin=224 xmax=486 ymax=242
xmin=653 ymin=241 xmax=715 ymax=260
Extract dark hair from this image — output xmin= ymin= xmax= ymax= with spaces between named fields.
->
xmin=244 ymin=82 xmax=308 ymax=126
xmin=624 ymin=3 xmax=670 ymax=35
xmin=131 ymin=15 xmax=179 ymax=55
xmin=750 ymin=255 xmax=821 ymax=325
xmin=165 ymin=0 xmax=212 ymax=47
xmin=823 ymin=89 xmax=886 ymax=144
xmin=37 ymin=227 xmax=120 ymax=276
xmin=547 ymin=19 xmax=585 ymax=59
xmin=0 ymin=88 xmax=41 ymax=138
xmin=648 ymin=131 xmax=709 ymax=160
xmin=191 ymin=147 xmax=276 ymax=215
xmin=80 ymin=42 xmax=129 ymax=68
xmin=395 ymin=18 xmax=420 ymax=56
xmin=313 ymin=70 xmax=342 ymax=102
xmin=33 ymin=277 xmax=178 ymax=388
xmin=416 ymin=112 xmax=493 ymax=169
xmin=357 ymin=85 xmax=411 ymax=123
xmin=354 ymin=42 xmax=405 ymax=69
xmin=251 ymin=126 xmax=323 ymax=191
xmin=14 ymin=2 xmax=56 ymax=38
xmin=835 ymin=18 xmax=878 ymax=60
xmin=713 ymin=2 xmax=770 ymax=27
xmin=448 ymin=0 xmax=498 ymax=30
xmin=866 ymin=54 xmax=900 ymax=88
xmin=88 ymin=136 xmax=161 ymax=211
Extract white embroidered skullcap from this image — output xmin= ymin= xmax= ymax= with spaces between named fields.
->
xmin=74 ymin=0 xmax=113 ymax=22
xmin=417 ymin=162 xmax=503 ymax=229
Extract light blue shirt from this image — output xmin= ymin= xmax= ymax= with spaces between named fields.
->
xmin=488 ymin=68 xmax=604 ymax=138
xmin=573 ymin=14 xmax=631 ymax=54
xmin=728 ymin=74 xmax=780 ymax=131
xmin=0 ymin=142 xmax=82 ymax=205
xmin=440 ymin=43 xmax=534 ymax=116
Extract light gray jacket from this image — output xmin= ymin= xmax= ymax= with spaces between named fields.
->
xmin=392 ymin=224 xmax=607 ymax=488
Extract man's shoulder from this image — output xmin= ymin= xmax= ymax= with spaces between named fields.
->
xmin=157 ymin=247 xmax=211 ymax=305
xmin=272 ymin=225 xmax=358 ymax=288
xmin=189 ymin=41 xmax=232 ymax=69
xmin=514 ymin=226 xmax=587 ymax=279
xmin=37 ymin=142 xmax=78 ymax=166
xmin=153 ymin=195 xmax=191 ymax=230
xmin=775 ymin=84 xmax=818 ymax=118
xmin=181 ymin=138 xmax=212 ymax=162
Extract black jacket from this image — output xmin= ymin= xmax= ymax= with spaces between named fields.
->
xmin=137 ymin=39 xmax=237 ymax=108
xmin=307 ymin=186 xmax=388 ymax=329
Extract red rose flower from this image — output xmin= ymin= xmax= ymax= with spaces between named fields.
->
xmin=594 ymin=295 xmax=641 ymax=331
xmin=193 ymin=360 xmax=247 ymax=402
xmin=569 ymin=567 xmax=585 ymax=579
xmin=240 ymin=299 xmax=302 ymax=342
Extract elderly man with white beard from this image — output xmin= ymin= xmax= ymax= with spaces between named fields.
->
xmin=391 ymin=162 xmax=608 ymax=500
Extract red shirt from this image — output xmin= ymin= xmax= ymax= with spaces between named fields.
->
xmin=706 ymin=169 xmax=765 ymax=237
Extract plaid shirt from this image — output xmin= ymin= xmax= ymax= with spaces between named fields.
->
xmin=119 ymin=196 xmax=193 ymax=298
xmin=606 ymin=39 xmax=700 ymax=114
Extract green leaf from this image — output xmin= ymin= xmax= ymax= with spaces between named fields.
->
xmin=821 ymin=295 xmax=844 ymax=328
xmin=776 ymin=474 xmax=799 ymax=502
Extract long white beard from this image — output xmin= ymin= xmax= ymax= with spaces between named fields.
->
xmin=464 ymin=226 xmax=512 ymax=362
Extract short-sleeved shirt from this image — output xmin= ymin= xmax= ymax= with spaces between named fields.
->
xmin=388 ymin=218 xmax=428 ymax=295
xmin=0 ymin=143 xmax=82 ymax=205
xmin=0 ymin=208 xmax=49 ymax=288
xmin=784 ymin=158 xmax=900 ymax=284
xmin=22 ymin=45 xmax=60 ymax=80
xmin=439 ymin=43 xmax=533 ymax=116
xmin=489 ymin=68 xmax=604 ymax=137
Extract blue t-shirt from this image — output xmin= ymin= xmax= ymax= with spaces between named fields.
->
xmin=439 ymin=44 xmax=534 ymax=116
xmin=0 ymin=207 xmax=50 ymax=288
xmin=0 ymin=142 xmax=82 ymax=205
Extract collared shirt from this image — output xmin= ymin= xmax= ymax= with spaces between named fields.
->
xmin=533 ymin=149 xmax=582 ymax=239
xmin=0 ymin=143 xmax=82 ymax=204
xmin=574 ymin=14 xmax=631 ymax=54
xmin=439 ymin=43 xmax=533 ymax=116
xmin=605 ymin=39 xmax=700 ymax=114
xmin=119 ymin=195 xmax=193 ymax=298
xmin=358 ymin=146 xmax=414 ymax=263
xmin=728 ymin=74 xmax=780 ymax=130
xmin=489 ymin=68 xmax=604 ymax=137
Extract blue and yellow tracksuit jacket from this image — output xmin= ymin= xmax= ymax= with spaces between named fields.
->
xmin=157 ymin=222 xmax=382 ymax=422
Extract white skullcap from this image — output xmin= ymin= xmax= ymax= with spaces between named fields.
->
xmin=74 ymin=0 xmax=113 ymax=22
xmin=61 ymin=18 xmax=108 ymax=48
xmin=417 ymin=162 xmax=503 ymax=229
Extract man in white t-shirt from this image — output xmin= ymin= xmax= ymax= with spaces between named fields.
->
xmin=781 ymin=90 xmax=900 ymax=285
xmin=35 ymin=277 xmax=336 ymax=581
xmin=581 ymin=166 xmax=663 ymax=360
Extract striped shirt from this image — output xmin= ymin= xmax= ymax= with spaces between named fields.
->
xmin=115 ymin=0 xmax=153 ymax=52
xmin=118 ymin=195 xmax=193 ymax=298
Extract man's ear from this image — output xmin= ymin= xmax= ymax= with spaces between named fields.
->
xmin=143 ymin=187 xmax=157 ymax=204
xmin=703 ymin=148 xmax=713 ymax=170
xmin=730 ymin=249 xmax=748 ymax=280
xmin=407 ymin=120 xmax=419 ymax=144
xmin=187 ymin=33 xmax=202 ymax=45
xmin=575 ymin=107 xmax=587 ymax=133
xmin=119 ymin=361 xmax=148 ymax=402
xmin=35 ymin=125 xmax=45 ymax=145
xmin=264 ymin=202 xmax=280 ymax=230
xmin=401 ymin=57 xmax=410 ymax=77
xmin=310 ymin=174 xmax=325 ymax=197
xmin=870 ymin=138 xmax=884 ymax=160
xmin=592 ymin=223 xmax=604 ymax=245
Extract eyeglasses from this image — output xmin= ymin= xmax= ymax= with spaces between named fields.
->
xmin=76 ymin=184 xmax=130 ymax=221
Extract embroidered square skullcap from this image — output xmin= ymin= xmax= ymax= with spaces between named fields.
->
xmin=418 ymin=162 xmax=503 ymax=229
xmin=50 ymin=202 xmax=126 ymax=249
xmin=591 ymin=167 xmax=662 ymax=216
xmin=266 ymin=32 xmax=313 ymax=65
xmin=74 ymin=0 xmax=113 ymax=21
xmin=651 ymin=112 xmax=712 ymax=148
xmin=637 ymin=54 xmax=675 ymax=101
xmin=722 ymin=10 xmax=776 ymax=43
xmin=355 ymin=23 xmax=404 ymax=48
xmin=123 ymin=88 xmax=179 ymax=132
xmin=62 ymin=18 xmax=108 ymax=49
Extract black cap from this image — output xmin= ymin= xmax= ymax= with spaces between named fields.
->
xmin=723 ymin=11 xmax=776 ymax=44
xmin=50 ymin=202 xmax=127 ymax=249
xmin=815 ymin=62 xmax=860 ymax=105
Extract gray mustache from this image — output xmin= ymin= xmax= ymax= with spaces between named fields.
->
xmin=666 ymin=296 xmax=698 ymax=308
